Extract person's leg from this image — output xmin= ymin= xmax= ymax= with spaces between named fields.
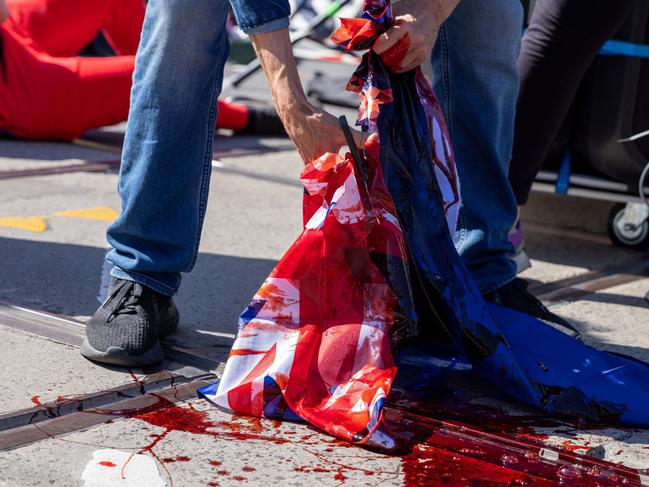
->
xmin=106 ymin=0 xmax=230 ymax=296
xmin=6 ymin=0 xmax=144 ymax=56
xmin=431 ymin=0 xmax=581 ymax=338
xmin=81 ymin=0 xmax=230 ymax=366
xmin=431 ymin=0 xmax=522 ymax=293
xmin=509 ymin=0 xmax=635 ymax=205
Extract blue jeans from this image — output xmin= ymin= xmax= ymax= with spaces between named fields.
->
xmin=106 ymin=0 xmax=289 ymax=296
xmin=106 ymin=0 xmax=230 ymax=295
xmin=432 ymin=0 xmax=523 ymax=293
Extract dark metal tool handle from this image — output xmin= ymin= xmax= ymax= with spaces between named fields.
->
xmin=339 ymin=115 xmax=362 ymax=163
xmin=339 ymin=115 xmax=369 ymax=186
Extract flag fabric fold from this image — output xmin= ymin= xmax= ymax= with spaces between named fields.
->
xmin=199 ymin=0 xmax=649 ymax=449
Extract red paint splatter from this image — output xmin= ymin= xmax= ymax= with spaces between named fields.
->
xmin=209 ymin=460 xmax=222 ymax=467
xmin=98 ymin=461 xmax=117 ymax=468
xmin=291 ymin=447 xmax=389 ymax=481
xmin=242 ymin=415 xmax=264 ymax=434
xmin=334 ymin=472 xmax=347 ymax=482
xmin=242 ymin=466 xmax=256 ymax=472
xmin=129 ymin=369 xmax=146 ymax=395
xmin=232 ymin=476 xmax=246 ymax=481
xmin=401 ymin=443 xmax=548 ymax=487
xmin=161 ymin=456 xmax=190 ymax=463
xmin=31 ymin=395 xmax=41 ymax=406
xmin=81 ymin=393 xmax=292 ymax=482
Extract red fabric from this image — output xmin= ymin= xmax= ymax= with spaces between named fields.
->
xmin=7 ymin=0 xmax=144 ymax=56
xmin=215 ymin=100 xmax=249 ymax=132
xmin=0 ymin=0 xmax=247 ymax=139
xmin=209 ymin=148 xmax=404 ymax=449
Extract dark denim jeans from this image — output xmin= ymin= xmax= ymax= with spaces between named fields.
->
xmin=432 ymin=0 xmax=524 ymax=292
xmin=106 ymin=0 xmax=288 ymax=295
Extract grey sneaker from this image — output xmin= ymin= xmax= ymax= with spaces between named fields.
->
xmin=81 ymin=277 xmax=179 ymax=367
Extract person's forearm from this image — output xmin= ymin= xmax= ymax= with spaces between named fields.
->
xmin=249 ymin=28 xmax=367 ymax=163
xmin=250 ymin=29 xmax=310 ymax=116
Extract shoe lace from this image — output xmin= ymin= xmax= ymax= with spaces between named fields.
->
xmin=107 ymin=280 xmax=145 ymax=320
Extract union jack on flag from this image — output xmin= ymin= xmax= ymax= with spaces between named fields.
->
xmin=198 ymin=0 xmax=461 ymax=449
xmin=200 ymin=0 xmax=649 ymax=448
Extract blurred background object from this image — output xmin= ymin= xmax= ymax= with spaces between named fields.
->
xmin=515 ymin=0 xmax=649 ymax=249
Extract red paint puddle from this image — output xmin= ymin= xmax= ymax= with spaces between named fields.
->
xmin=98 ymin=461 xmax=117 ymax=468
xmin=401 ymin=443 xmax=547 ymax=487
xmin=383 ymin=403 xmax=642 ymax=487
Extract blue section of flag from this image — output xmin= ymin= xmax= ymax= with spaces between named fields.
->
xmin=262 ymin=375 xmax=302 ymax=422
xmin=196 ymin=381 xmax=219 ymax=400
xmin=240 ymin=299 xmax=267 ymax=325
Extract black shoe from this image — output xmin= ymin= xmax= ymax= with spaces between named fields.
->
xmin=238 ymin=106 xmax=286 ymax=136
xmin=81 ymin=277 xmax=179 ymax=367
xmin=483 ymin=278 xmax=581 ymax=339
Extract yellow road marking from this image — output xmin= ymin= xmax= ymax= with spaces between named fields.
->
xmin=0 ymin=216 xmax=48 ymax=232
xmin=54 ymin=207 xmax=119 ymax=222
xmin=72 ymin=138 xmax=122 ymax=155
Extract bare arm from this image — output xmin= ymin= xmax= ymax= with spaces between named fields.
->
xmin=250 ymin=28 xmax=368 ymax=163
xmin=0 ymin=0 xmax=9 ymax=22
xmin=374 ymin=0 xmax=461 ymax=73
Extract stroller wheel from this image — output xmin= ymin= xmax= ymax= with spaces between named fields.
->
xmin=608 ymin=203 xmax=649 ymax=249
